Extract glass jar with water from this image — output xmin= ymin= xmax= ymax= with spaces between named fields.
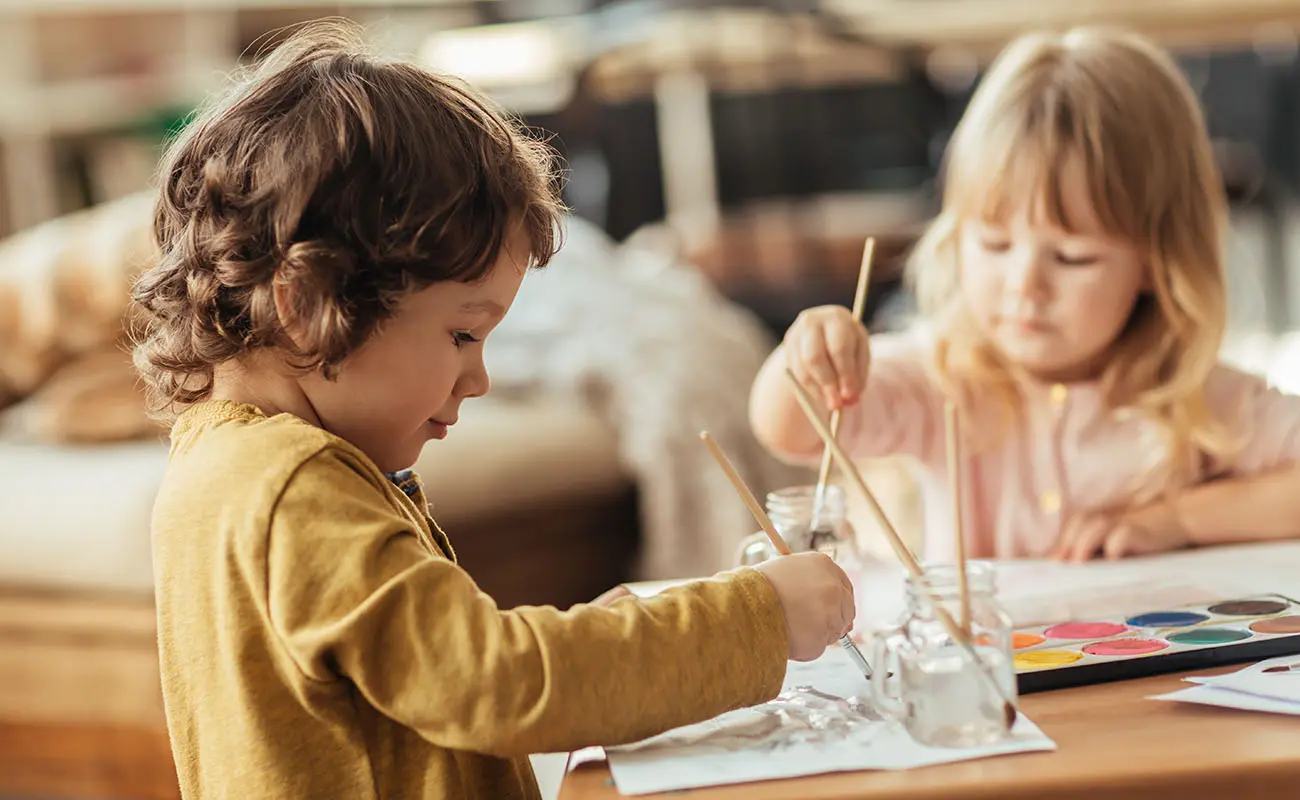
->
xmin=734 ymin=484 xmax=868 ymax=634
xmin=869 ymin=562 xmax=1017 ymax=747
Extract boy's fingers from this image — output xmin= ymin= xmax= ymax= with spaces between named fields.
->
xmin=591 ymin=585 xmax=632 ymax=606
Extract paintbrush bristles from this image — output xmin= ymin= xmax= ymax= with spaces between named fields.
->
xmin=699 ymin=431 xmax=792 ymax=557
xmin=945 ymin=401 xmax=971 ymax=636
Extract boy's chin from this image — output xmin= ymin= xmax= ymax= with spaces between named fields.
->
xmin=370 ymin=442 xmax=424 ymax=475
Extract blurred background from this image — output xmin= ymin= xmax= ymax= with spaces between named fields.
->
xmin=5 ymin=1 xmax=1300 ymax=798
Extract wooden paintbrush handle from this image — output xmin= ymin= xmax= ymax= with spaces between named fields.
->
xmin=784 ymin=369 xmax=921 ymax=574
xmin=811 ymin=240 xmax=875 ymax=501
xmin=699 ymin=431 xmax=793 ymax=557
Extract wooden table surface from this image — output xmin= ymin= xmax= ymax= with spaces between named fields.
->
xmin=559 ymin=665 xmax=1300 ymax=800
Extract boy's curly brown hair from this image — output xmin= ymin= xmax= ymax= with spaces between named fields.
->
xmin=131 ymin=19 xmax=565 ymax=415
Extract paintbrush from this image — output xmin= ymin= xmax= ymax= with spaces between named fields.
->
xmin=945 ymin=401 xmax=971 ymax=636
xmin=1262 ymin=662 xmax=1300 ymax=674
xmin=699 ymin=431 xmax=874 ymax=681
xmin=810 ymin=237 xmax=876 ymax=535
xmin=783 ymin=369 xmax=1020 ymax=727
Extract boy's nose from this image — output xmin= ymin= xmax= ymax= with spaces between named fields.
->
xmin=457 ymin=357 xmax=491 ymax=399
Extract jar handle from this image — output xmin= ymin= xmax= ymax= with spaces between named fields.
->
xmin=869 ymin=626 xmax=910 ymax=722
xmin=734 ymin=531 xmax=777 ymax=567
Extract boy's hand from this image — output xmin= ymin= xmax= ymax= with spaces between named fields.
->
xmin=1053 ymin=504 xmax=1191 ymax=563
xmin=590 ymin=585 xmax=633 ymax=606
xmin=784 ymin=305 xmax=871 ymax=412
xmin=754 ymin=552 xmax=856 ymax=661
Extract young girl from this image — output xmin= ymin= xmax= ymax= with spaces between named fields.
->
xmin=751 ymin=27 xmax=1300 ymax=565
xmin=133 ymin=21 xmax=854 ymax=800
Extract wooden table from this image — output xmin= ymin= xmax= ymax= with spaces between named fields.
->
xmin=559 ymin=665 xmax=1300 ymax=799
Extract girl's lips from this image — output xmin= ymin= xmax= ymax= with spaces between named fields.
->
xmin=1001 ymin=316 xmax=1052 ymax=334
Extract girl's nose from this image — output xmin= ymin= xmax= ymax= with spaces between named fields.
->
xmin=1006 ymin=248 xmax=1051 ymax=303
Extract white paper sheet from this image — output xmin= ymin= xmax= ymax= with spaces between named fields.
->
xmin=605 ymin=649 xmax=1056 ymax=796
xmin=1150 ymin=655 xmax=1300 ymax=715
xmin=1149 ymin=684 xmax=1300 ymax=715
xmin=1184 ymin=655 xmax=1300 ymax=702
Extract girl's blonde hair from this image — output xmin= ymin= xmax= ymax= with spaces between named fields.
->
xmin=911 ymin=27 xmax=1232 ymax=480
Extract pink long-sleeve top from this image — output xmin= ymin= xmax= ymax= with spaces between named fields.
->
xmin=840 ymin=330 xmax=1300 ymax=561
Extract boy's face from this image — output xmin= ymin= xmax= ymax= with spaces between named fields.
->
xmin=298 ymin=237 xmax=528 ymax=473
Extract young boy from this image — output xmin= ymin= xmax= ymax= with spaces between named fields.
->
xmin=132 ymin=20 xmax=855 ymax=799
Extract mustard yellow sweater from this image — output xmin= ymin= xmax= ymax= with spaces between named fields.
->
xmin=152 ymin=401 xmax=787 ymax=799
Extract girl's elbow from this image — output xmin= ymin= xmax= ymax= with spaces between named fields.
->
xmin=749 ymin=409 xmax=821 ymax=466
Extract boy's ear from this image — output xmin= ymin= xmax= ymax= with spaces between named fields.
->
xmin=272 ymin=279 xmax=308 ymax=351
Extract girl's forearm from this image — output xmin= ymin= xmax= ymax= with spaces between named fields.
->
xmin=748 ymin=346 xmax=828 ymax=464
xmin=1161 ymin=465 xmax=1300 ymax=546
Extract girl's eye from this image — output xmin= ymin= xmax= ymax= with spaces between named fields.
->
xmin=1055 ymin=252 xmax=1099 ymax=267
xmin=979 ymin=238 xmax=1011 ymax=253
xmin=452 ymin=331 xmax=481 ymax=349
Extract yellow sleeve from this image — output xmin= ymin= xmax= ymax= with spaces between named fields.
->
xmin=263 ymin=448 xmax=788 ymax=757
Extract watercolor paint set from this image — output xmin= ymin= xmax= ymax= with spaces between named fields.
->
xmin=1013 ymin=594 xmax=1300 ymax=693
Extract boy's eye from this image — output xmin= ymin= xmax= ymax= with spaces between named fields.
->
xmin=452 ymin=331 xmax=481 ymax=348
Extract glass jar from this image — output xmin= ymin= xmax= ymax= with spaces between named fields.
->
xmin=869 ymin=561 xmax=1016 ymax=747
xmin=735 ymin=484 xmax=868 ymax=634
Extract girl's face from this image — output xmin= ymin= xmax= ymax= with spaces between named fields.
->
xmin=957 ymin=159 xmax=1148 ymax=383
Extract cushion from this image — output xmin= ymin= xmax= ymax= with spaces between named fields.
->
xmin=0 ymin=192 xmax=154 ymax=410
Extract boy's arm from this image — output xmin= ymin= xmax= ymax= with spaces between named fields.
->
xmin=264 ymin=449 xmax=788 ymax=758
xmin=749 ymin=332 xmax=943 ymax=465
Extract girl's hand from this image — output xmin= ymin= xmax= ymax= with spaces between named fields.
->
xmin=589 ymin=584 xmax=633 ymax=606
xmin=1053 ymin=504 xmax=1191 ymax=562
xmin=783 ymin=305 xmax=871 ymax=412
